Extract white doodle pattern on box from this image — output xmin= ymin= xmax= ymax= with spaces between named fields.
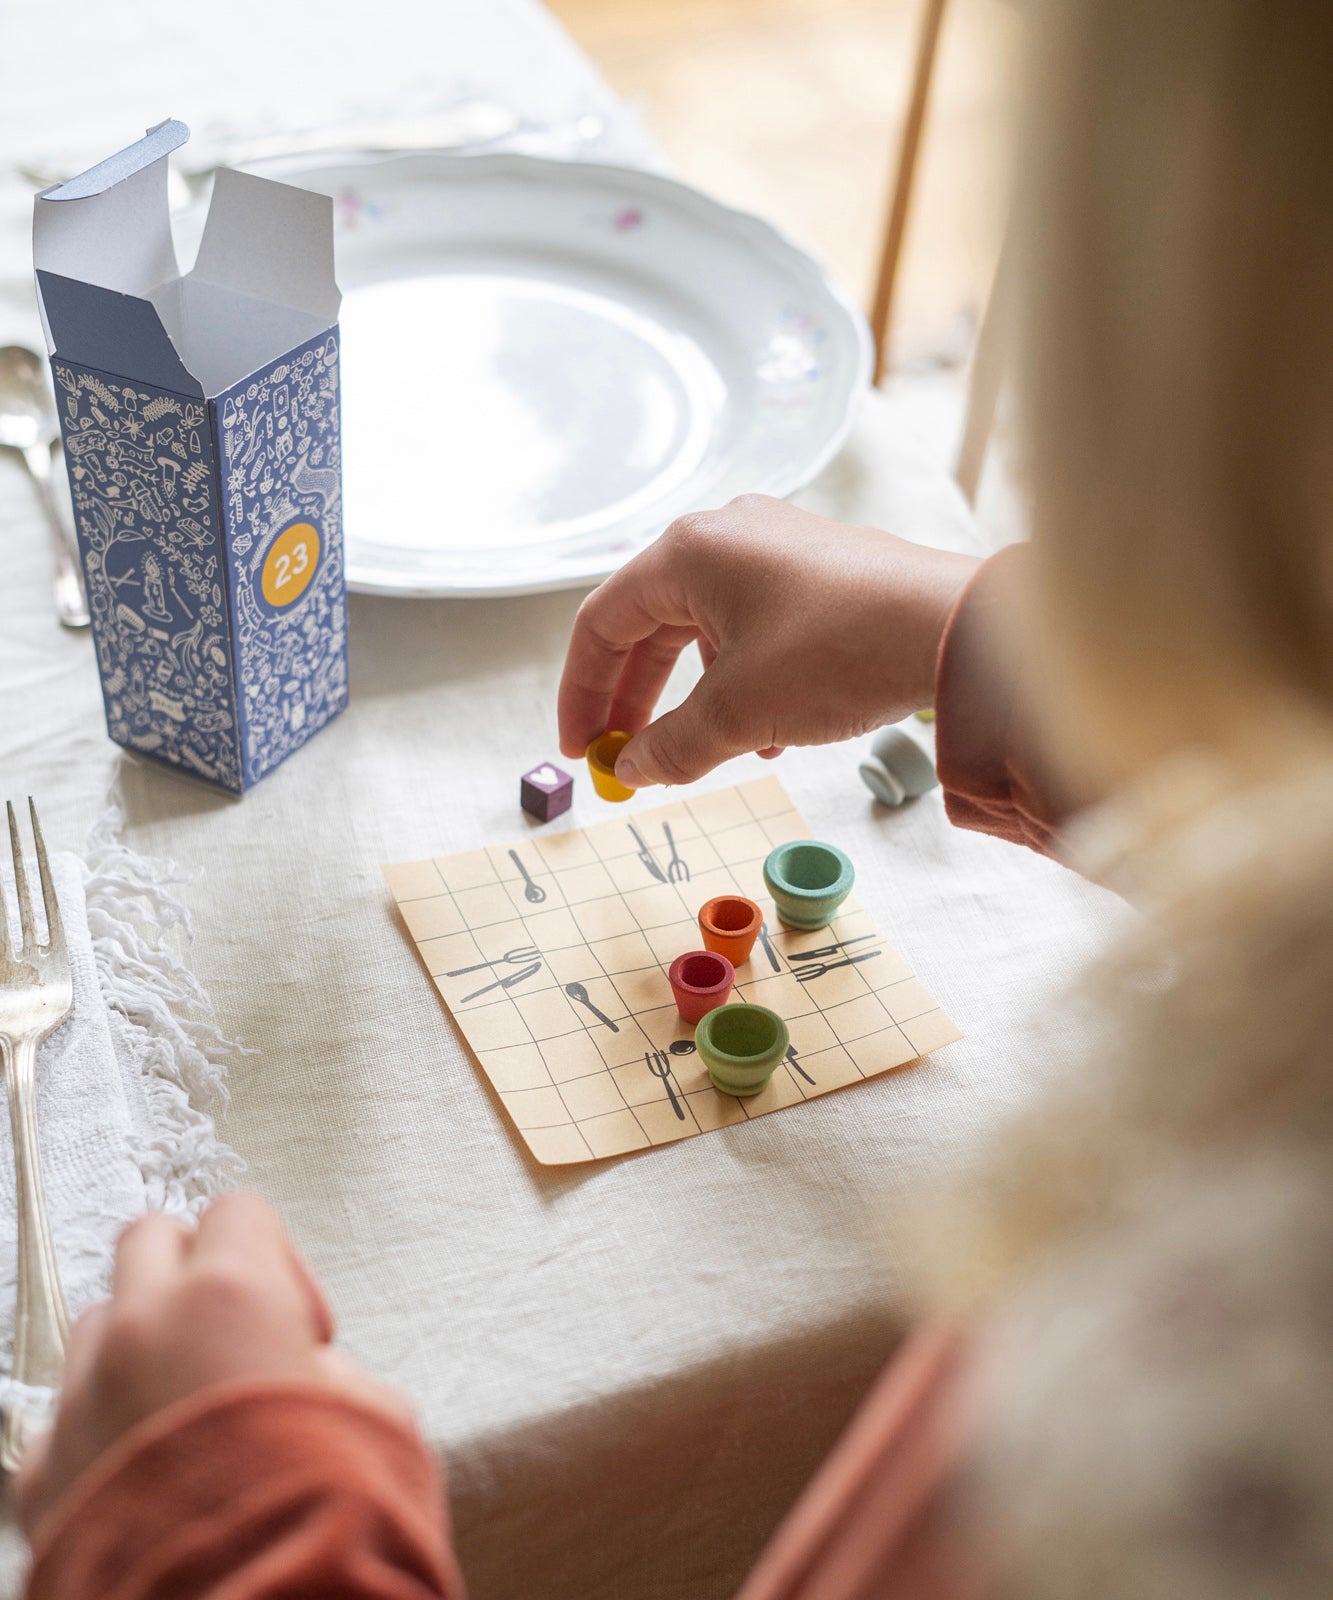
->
xmin=57 ymin=362 xmax=243 ymax=788
xmin=56 ymin=329 xmax=348 ymax=791
xmin=216 ymin=331 xmax=348 ymax=785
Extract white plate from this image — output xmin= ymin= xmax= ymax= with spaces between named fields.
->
xmin=195 ymin=152 xmax=871 ymax=597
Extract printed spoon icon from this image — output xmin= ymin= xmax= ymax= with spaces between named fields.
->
xmin=756 ymin=920 xmax=781 ymax=973
xmin=508 ymin=848 xmax=547 ymax=904
xmin=564 ymin=981 xmax=620 ymax=1032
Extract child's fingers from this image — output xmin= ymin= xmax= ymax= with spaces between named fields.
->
xmin=62 ymin=1302 xmax=113 ymax=1391
xmin=193 ymin=1191 xmax=291 ymax=1261
xmin=605 ymin=624 xmax=701 ymax=737
xmin=615 ymin=661 xmax=757 ymax=788
xmin=12 ymin=1427 xmax=53 ymax=1532
xmin=558 ymin=562 xmax=692 ymax=758
xmin=112 ymin=1212 xmax=191 ymax=1301
xmin=14 ymin=1303 xmax=112 ymax=1531
xmin=193 ymin=1193 xmax=335 ymax=1344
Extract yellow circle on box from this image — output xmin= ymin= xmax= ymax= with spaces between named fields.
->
xmin=261 ymin=522 xmax=320 ymax=609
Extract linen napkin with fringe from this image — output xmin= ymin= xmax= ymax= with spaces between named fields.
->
xmin=0 ymin=814 xmax=244 ymax=1416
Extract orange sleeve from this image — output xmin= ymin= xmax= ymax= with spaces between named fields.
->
xmin=933 ymin=546 xmax=1067 ymax=858
xmin=25 ymin=1382 xmax=466 ymax=1600
xmin=734 ymin=1325 xmax=988 ymax=1600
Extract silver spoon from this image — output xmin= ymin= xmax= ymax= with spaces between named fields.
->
xmin=0 ymin=346 xmax=89 ymax=629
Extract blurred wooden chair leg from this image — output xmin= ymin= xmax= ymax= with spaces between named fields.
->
xmin=954 ymin=235 xmax=1010 ymax=505
xmin=870 ymin=0 xmax=950 ymax=385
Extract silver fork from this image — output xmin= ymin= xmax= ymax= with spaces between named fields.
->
xmin=0 ymin=800 xmax=71 ymax=1471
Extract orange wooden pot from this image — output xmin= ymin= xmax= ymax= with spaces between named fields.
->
xmin=697 ymin=894 xmax=763 ymax=966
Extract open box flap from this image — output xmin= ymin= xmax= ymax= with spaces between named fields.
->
xmin=191 ymin=168 xmax=340 ymax=324
xmin=152 ymin=168 xmax=339 ymax=393
xmin=33 ymin=119 xmax=187 ymax=365
xmin=36 ymin=271 xmax=203 ymax=395
xmin=33 ymin=124 xmax=339 ymax=398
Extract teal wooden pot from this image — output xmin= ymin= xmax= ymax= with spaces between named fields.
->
xmin=697 ymin=1004 xmax=790 ymax=1097
xmin=762 ymin=840 xmax=854 ymax=930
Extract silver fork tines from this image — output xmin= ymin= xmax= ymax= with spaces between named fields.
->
xmin=6 ymin=803 xmax=32 ymax=960
xmin=0 ymin=799 xmax=72 ymax=1473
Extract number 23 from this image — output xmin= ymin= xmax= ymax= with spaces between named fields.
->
xmin=273 ymin=541 xmax=309 ymax=589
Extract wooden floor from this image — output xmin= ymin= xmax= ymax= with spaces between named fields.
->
xmin=545 ymin=0 xmax=1021 ymax=366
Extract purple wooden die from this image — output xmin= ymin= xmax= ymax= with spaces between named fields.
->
xmin=520 ymin=761 xmax=573 ymax=822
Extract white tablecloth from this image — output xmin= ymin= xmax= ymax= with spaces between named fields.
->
xmin=0 ymin=5 xmax=1121 ymax=1595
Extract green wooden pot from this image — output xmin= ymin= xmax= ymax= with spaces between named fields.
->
xmin=697 ymin=1004 xmax=790 ymax=1097
xmin=762 ymin=840 xmax=854 ymax=930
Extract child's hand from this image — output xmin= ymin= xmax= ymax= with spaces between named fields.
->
xmin=558 ymin=496 xmax=980 ymax=787
xmin=15 ymin=1193 xmax=405 ymax=1533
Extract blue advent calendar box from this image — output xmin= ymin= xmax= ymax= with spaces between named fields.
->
xmin=32 ymin=119 xmax=348 ymax=792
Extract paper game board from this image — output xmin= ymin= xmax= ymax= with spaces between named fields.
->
xmin=384 ymin=777 xmax=962 ymax=1165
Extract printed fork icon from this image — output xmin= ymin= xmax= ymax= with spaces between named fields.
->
xmin=662 ymin=822 xmax=690 ymax=884
xmin=794 ymin=950 xmax=881 ymax=983
xmin=462 ymin=961 xmax=541 ymax=1004
xmin=445 ymin=946 xmax=539 ymax=977
xmin=646 ymin=1051 xmax=685 ymax=1120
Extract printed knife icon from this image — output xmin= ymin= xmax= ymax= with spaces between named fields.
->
xmin=627 ymin=823 xmax=667 ymax=884
xmin=785 ymin=1043 xmax=815 ymax=1085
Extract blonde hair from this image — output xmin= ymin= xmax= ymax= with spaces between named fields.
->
xmin=898 ymin=20 xmax=1333 ymax=1590
xmin=911 ymin=0 xmax=1333 ymax=1312
xmin=1018 ymin=0 xmax=1333 ymax=792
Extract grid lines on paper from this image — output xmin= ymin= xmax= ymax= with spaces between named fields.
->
xmin=384 ymin=776 xmax=962 ymax=1165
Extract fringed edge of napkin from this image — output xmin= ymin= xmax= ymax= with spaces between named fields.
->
xmin=0 ymin=814 xmax=247 ymax=1423
xmin=84 ymin=805 xmax=246 ymax=1215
